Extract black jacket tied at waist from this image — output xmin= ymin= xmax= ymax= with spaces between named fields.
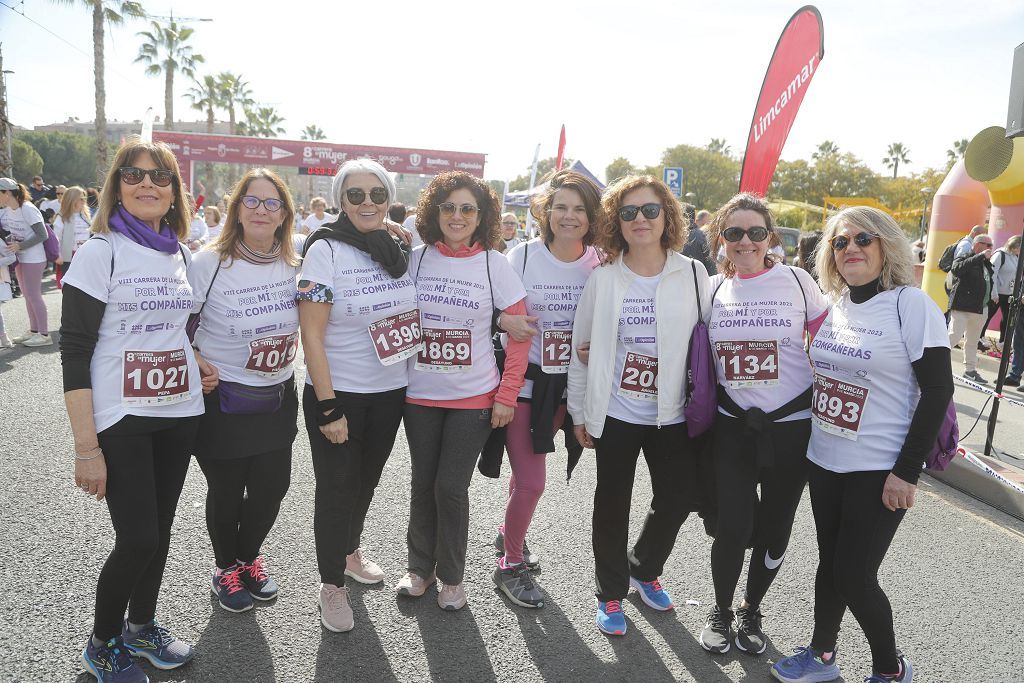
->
xmin=715 ymin=385 xmax=813 ymax=467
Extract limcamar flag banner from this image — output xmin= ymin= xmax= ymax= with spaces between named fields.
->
xmin=738 ymin=5 xmax=824 ymax=196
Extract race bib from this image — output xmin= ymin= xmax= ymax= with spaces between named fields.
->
xmin=415 ymin=328 xmax=472 ymax=373
xmin=617 ymin=352 xmax=659 ymax=401
xmin=369 ymin=309 xmax=423 ymax=366
xmin=541 ymin=330 xmax=572 ymax=374
xmin=812 ymin=373 xmax=869 ymax=441
xmin=715 ymin=340 xmax=780 ymax=387
xmin=122 ymin=349 xmax=191 ymax=406
xmin=244 ymin=333 xmax=298 ymax=378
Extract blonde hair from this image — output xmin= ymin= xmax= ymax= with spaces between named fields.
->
xmin=204 ymin=205 xmax=221 ymax=225
xmin=212 ymin=168 xmax=299 ymax=267
xmin=815 ymin=206 xmax=915 ymax=298
xmin=597 ymin=175 xmax=686 ymax=260
xmin=59 ymin=186 xmax=90 ymax=225
xmin=92 ymin=137 xmax=192 ymax=240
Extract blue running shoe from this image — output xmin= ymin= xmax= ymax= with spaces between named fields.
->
xmin=211 ymin=563 xmax=254 ymax=612
xmin=771 ymin=646 xmax=840 ymax=683
xmin=82 ymin=636 xmax=148 ymax=682
xmin=122 ymin=620 xmax=194 ymax=670
xmin=628 ymin=576 xmax=674 ymax=611
xmin=240 ymin=557 xmax=279 ymax=600
xmin=864 ymin=652 xmax=913 ymax=683
xmin=596 ymin=599 xmax=627 ymax=636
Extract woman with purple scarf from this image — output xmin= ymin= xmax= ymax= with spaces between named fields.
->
xmin=60 ymin=138 xmax=218 ymax=683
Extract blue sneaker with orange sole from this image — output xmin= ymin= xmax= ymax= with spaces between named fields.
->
xmin=596 ymin=599 xmax=627 ymax=636
xmin=771 ymin=645 xmax=840 ymax=682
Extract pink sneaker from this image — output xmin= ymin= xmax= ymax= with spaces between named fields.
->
xmin=396 ymin=571 xmax=436 ymax=597
xmin=437 ymin=582 xmax=467 ymax=611
xmin=345 ymin=548 xmax=384 ymax=585
xmin=319 ymin=583 xmax=353 ymax=632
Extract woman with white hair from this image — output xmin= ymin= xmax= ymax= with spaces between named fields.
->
xmin=297 ymin=158 xmax=417 ymax=632
xmin=772 ymin=206 xmax=952 ymax=683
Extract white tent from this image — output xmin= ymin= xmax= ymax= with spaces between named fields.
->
xmin=502 ymin=160 xmax=605 ymax=207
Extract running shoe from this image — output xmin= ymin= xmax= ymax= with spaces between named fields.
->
xmin=0 ymin=334 xmax=12 ymax=348
xmin=121 ymin=620 xmax=194 ymax=670
xmin=10 ymin=331 xmax=34 ymax=344
xmin=437 ymin=582 xmax=467 ymax=611
xmin=493 ymin=559 xmax=544 ymax=608
xmin=734 ymin=605 xmax=767 ymax=654
xmin=699 ymin=605 xmax=734 ymax=654
xmin=345 ymin=547 xmax=385 ymax=585
xmin=1004 ymin=376 xmax=1021 ymax=387
xmin=595 ymin=599 xmax=626 ymax=636
xmin=21 ymin=332 xmax=52 ymax=347
xmin=771 ymin=646 xmax=840 ymax=682
xmin=82 ymin=636 xmax=148 ymax=682
xmin=396 ymin=571 xmax=436 ymax=597
xmin=628 ymin=576 xmax=674 ymax=611
xmin=963 ymin=370 xmax=988 ymax=384
xmin=240 ymin=557 xmax=278 ymax=600
xmin=864 ymin=652 xmax=914 ymax=683
xmin=493 ymin=529 xmax=540 ymax=570
xmin=211 ymin=563 xmax=253 ymax=612
xmin=319 ymin=583 xmax=354 ymax=632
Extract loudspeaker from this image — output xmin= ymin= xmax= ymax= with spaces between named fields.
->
xmin=1009 ymin=42 xmax=1024 ymax=138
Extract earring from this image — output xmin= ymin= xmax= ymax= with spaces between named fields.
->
xmin=170 ymin=202 xmax=176 ymax=211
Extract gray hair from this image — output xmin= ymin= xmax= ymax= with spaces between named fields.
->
xmin=973 ymin=234 xmax=994 ymax=245
xmin=331 ymin=158 xmax=397 ymax=209
xmin=814 ymin=206 xmax=916 ymax=298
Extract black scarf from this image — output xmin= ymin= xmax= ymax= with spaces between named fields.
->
xmin=303 ymin=213 xmax=408 ymax=278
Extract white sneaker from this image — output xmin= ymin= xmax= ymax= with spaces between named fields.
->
xmin=0 ymin=334 xmax=12 ymax=348
xmin=10 ymin=331 xmax=34 ymax=344
xmin=437 ymin=582 xmax=467 ymax=611
xmin=345 ymin=548 xmax=385 ymax=585
xmin=21 ymin=333 xmax=53 ymax=347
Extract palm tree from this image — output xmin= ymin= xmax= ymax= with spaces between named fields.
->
xmin=882 ymin=142 xmax=910 ymax=178
xmin=50 ymin=0 xmax=146 ymax=180
xmin=185 ymin=74 xmax=220 ymax=133
xmin=301 ymin=124 xmax=326 ymax=141
xmin=242 ymin=106 xmax=285 ymax=138
xmin=812 ymin=140 xmax=840 ymax=161
xmin=135 ymin=20 xmax=204 ymax=130
xmin=706 ymin=138 xmax=731 ymax=156
xmin=947 ymin=138 xmax=969 ymax=165
xmin=216 ymin=72 xmax=253 ymax=135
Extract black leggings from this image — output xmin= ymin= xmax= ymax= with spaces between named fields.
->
xmin=711 ymin=416 xmax=809 ymax=610
xmin=592 ymin=417 xmax=697 ymax=602
xmin=808 ymin=462 xmax=906 ymax=674
xmin=303 ymin=384 xmax=405 ymax=587
xmin=983 ymin=294 xmax=1012 ymax=343
xmin=196 ymin=450 xmax=292 ymax=569
xmin=93 ymin=415 xmax=199 ymax=641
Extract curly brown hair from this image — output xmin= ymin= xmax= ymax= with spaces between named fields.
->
xmin=707 ymin=193 xmax=780 ymax=278
xmin=529 ymin=169 xmax=602 ymax=246
xmin=415 ymin=171 xmax=500 ymax=249
xmin=597 ymin=175 xmax=687 ymax=260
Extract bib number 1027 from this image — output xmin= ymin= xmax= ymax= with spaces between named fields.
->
xmin=122 ymin=349 xmax=190 ymax=405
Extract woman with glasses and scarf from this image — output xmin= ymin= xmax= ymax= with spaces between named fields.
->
xmin=398 ymin=171 xmax=529 ymax=612
xmin=699 ymin=193 xmax=828 ymax=657
xmin=298 ymin=159 xmax=417 ymax=632
xmin=59 ymin=138 xmax=218 ymax=682
xmin=772 ymin=207 xmax=952 ymax=683
xmin=568 ymin=175 xmax=710 ymax=636
xmin=188 ymin=169 xmax=302 ymax=615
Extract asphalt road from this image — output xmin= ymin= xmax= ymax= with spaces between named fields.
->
xmin=2 ymin=281 xmax=1023 ymax=682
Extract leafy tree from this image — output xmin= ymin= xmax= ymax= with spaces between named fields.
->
xmin=135 ymin=20 xmax=204 ymax=130
xmin=706 ymin=138 xmax=732 ymax=156
xmin=11 ymin=139 xmax=43 ymax=180
xmin=605 ymin=157 xmax=637 ymax=184
xmin=882 ymin=142 xmax=910 ymax=178
xmin=216 ymin=72 xmax=253 ymax=135
xmin=648 ymin=143 xmax=739 ymax=210
xmin=946 ymin=138 xmax=969 ymax=167
xmin=508 ymin=156 xmax=575 ymax=192
xmin=812 ymin=140 xmax=840 ymax=160
xmin=301 ymin=124 xmax=326 ymax=141
xmin=15 ymin=131 xmax=97 ymax=186
xmin=49 ymin=0 xmax=146 ymax=180
xmin=185 ymin=74 xmax=220 ymax=134
xmin=239 ymin=106 xmax=285 ymax=138
xmin=811 ymin=152 xmax=880 ymax=201
xmin=769 ymin=159 xmax=814 ymax=202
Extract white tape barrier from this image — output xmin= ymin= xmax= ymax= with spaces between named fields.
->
xmin=956 ymin=446 xmax=1024 ymax=497
xmin=952 ymin=374 xmax=1024 ymax=411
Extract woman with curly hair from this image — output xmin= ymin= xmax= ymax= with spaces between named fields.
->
xmin=397 ymin=171 xmax=530 ymax=611
xmin=567 ymin=175 xmax=711 ymax=636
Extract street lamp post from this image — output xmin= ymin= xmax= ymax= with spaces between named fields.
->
xmin=920 ymin=186 xmax=933 ymax=240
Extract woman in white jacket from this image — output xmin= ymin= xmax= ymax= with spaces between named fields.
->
xmin=568 ymin=175 xmax=710 ymax=636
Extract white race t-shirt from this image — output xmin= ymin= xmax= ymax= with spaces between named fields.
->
xmin=1 ymin=202 xmax=46 ymax=263
xmin=506 ymin=238 xmax=601 ymax=399
xmin=302 ymin=213 xmax=331 ymax=235
xmin=190 ymin=252 xmax=301 ymax=386
xmin=807 ymin=287 xmax=949 ymax=473
xmin=299 ymin=238 xmax=418 ymax=393
xmin=206 ymin=221 xmax=224 ymax=242
xmin=407 ymin=245 xmax=526 ymax=401
xmin=709 ymin=265 xmax=828 ymax=420
xmin=403 ymin=216 xmax=423 ymax=248
xmin=55 ymin=214 xmax=92 ymax=250
xmin=62 ymin=232 xmax=204 ymax=431
xmin=606 ymin=266 xmax=682 ymax=426
xmin=40 ymin=198 xmax=61 ymax=215
xmin=189 ymin=217 xmax=208 ymax=243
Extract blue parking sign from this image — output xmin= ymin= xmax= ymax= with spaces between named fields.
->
xmin=663 ymin=167 xmax=683 ymax=197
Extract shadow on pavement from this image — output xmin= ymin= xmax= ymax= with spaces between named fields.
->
xmin=395 ymin=591 xmax=496 ymax=681
xmin=508 ymin=591 xmax=605 ymax=679
xmin=188 ymin=595 xmax=276 ymax=682
xmin=313 ymin=586 xmax=397 ymax=682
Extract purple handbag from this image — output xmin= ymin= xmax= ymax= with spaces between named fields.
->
xmin=684 ymin=260 xmax=716 ymax=438
xmin=218 ymin=379 xmax=286 ymax=415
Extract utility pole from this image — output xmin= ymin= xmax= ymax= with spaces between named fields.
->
xmin=0 ymin=44 xmax=13 ymax=177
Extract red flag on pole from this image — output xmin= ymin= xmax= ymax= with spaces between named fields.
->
xmin=738 ymin=6 xmax=824 ymax=196
xmin=556 ymin=124 xmax=566 ymax=171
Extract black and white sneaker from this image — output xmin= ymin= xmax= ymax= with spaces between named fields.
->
xmin=963 ymin=370 xmax=988 ymax=384
xmin=699 ymin=605 xmax=734 ymax=654
xmin=493 ymin=530 xmax=540 ymax=570
xmin=734 ymin=605 xmax=767 ymax=654
xmin=493 ymin=560 xmax=544 ymax=608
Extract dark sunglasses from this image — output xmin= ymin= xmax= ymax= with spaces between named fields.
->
xmin=119 ymin=166 xmax=174 ymax=187
xmin=722 ymin=226 xmax=770 ymax=243
xmin=240 ymin=195 xmax=283 ymax=212
xmin=618 ymin=203 xmax=662 ymax=222
xmin=829 ymin=231 xmax=878 ymax=251
xmin=346 ymin=187 xmax=389 ymax=205
xmin=438 ymin=202 xmax=479 ymax=218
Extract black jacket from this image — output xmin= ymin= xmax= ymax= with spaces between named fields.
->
xmin=949 ymin=251 xmax=993 ymax=314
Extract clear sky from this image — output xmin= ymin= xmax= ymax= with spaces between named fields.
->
xmin=2 ymin=0 xmax=1022 ymax=183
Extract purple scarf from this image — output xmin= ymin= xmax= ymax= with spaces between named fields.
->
xmin=109 ymin=205 xmax=180 ymax=254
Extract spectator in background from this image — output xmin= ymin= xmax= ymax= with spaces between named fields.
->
xmin=501 ymin=212 xmax=521 ymax=252
xmin=204 ymin=205 xmax=224 ymax=242
xmin=0 ymin=178 xmax=50 ymax=346
xmin=948 ymin=233 xmax=995 ymax=383
xmin=41 ymin=185 xmax=65 ymax=215
xmin=695 ymin=209 xmax=711 ymax=230
xmin=86 ymin=187 xmax=100 ymax=217
xmin=403 ymin=208 xmax=422 ymax=248
xmin=985 ymin=236 xmax=1020 ymax=351
xmin=954 ymin=224 xmax=987 ymax=258
xmin=681 ymin=203 xmax=717 ymax=275
xmin=797 ymin=232 xmax=822 ymax=280
xmin=911 ymin=240 xmax=926 ymax=264
xmin=54 ymin=186 xmax=92 ymax=289
xmin=388 ymin=202 xmax=407 ymax=225
xmin=187 ymin=198 xmax=208 ymax=252
xmin=29 ymin=175 xmax=48 ymax=204
xmin=301 ymin=197 xmax=331 ymax=235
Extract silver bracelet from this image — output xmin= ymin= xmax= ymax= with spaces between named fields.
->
xmin=75 ymin=447 xmax=102 ymax=461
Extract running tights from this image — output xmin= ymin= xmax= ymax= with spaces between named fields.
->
xmin=14 ymin=261 xmax=46 ymax=334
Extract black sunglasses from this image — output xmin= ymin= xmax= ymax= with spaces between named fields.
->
xmin=119 ymin=166 xmax=174 ymax=187
xmin=346 ymin=187 xmax=389 ymax=205
xmin=618 ymin=203 xmax=662 ymax=222
xmin=830 ymin=231 xmax=878 ymax=251
xmin=722 ymin=226 xmax=770 ymax=243
xmin=240 ymin=195 xmax=283 ymax=212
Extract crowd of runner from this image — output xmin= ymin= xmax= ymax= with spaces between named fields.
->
xmin=0 ymin=135 xmax=973 ymax=683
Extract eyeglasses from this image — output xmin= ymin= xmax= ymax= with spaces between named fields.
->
xmin=618 ymin=203 xmax=662 ymax=222
xmin=438 ymin=202 xmax=479 ymax=218
xmin=119 ymin=167 xmax=174 ymax=187
xmin=501 ymin=220 xmax=519 ymax=227
xmin=345 ymin=187 xmax=388 ymax=205
xmin=240 ymin=195 xmax=283 ymax=212
xmin=829 ymin=231 xmax=878 ymax=251
xmin=722 ymin=226 xmax=770 ymax=242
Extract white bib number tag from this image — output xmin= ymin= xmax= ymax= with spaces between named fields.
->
xmin=244 ymin=333 xmax=298 ymax=378
xmin=541 ymin=330 xmax=572 ymax=374
xmin=369 ymin=309 xmax=423 ymax=366
xmin=122 ymin=349 xmax=191 ymax=405
xmin=715 ymin=339 xmax=780 ymax=387
xmin=812 ymin=373 xmax=869 ymax=441
xmin=415 ymin=328 xmax=472 ymax=373
xmin=617 ymin=352 xmax=659 ymax=401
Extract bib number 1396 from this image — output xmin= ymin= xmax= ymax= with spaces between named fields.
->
xmin=122 ymin=349 xmax=191 ymax=405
